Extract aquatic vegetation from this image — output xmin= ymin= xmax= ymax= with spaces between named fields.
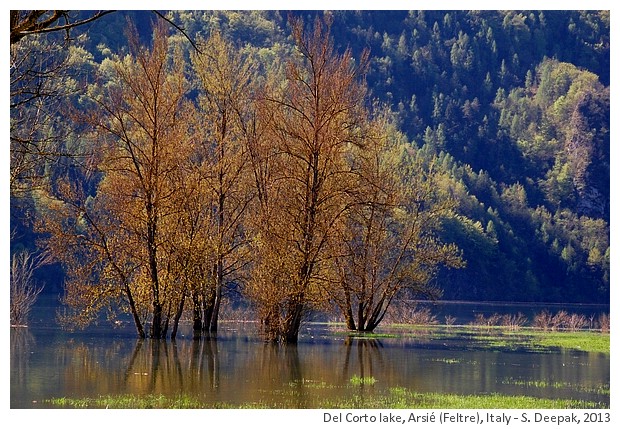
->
xmin=45 ymin=389 xmax=604 ymax=409
xmin=500 ymin=377 xmax=610 ymax=395
xmin=350 ymin=375 xmax=377 ymax=386
xmin=339 ymin=324 xmax=610 ymax=354
xmin=430 ymin=358 xmax=463 ymax=364
xmin=46 ymin=394 xmax=207 ymax=409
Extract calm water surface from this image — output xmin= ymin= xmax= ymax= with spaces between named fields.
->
xmin=10 ymin=297 xmax=610 ymax=408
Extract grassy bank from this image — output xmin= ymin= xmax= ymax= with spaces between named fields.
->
xmin=341 ymin=325 xmax=610 ymax=354
xmin=531 ymin=331 xmax=610 ymax=354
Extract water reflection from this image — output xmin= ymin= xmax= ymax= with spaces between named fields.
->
xmin=10 ymin=329 xmax=36 ymax=393
xmin=10 ymin=326 xmax=609 ymax=408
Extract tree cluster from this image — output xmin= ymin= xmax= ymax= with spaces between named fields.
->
xmin=10 ymin=10 xmax=609 ymax=341
xmin=23 ymin=17 xmax=461 ymax=342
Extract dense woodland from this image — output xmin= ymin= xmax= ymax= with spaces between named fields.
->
xmin=10 ymin=11 xmax=609 ymax=341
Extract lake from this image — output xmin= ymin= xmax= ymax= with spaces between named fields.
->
xmin=10 ymin=296 xmax=610 ymax=408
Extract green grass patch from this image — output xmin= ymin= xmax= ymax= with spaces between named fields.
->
xmin=334 ymin=324 xmax=610 ymax=354
xmin=532 ymin=331 xmax=610 ymax=354
xmin=44 ymin=385 xmax=606 ymax=409
xmin=45 ymin=394 xmax=210 ymax=409
xmin=472 ymin=329 xmax=609 ymax=354
xmin=500 ymin=377 xmax=610 ymax=395
xmin=346 ymin=332 xmax=398 ymax=339
xmin=382 ymin=389 xmax=602 ymax=409
xmin=349 ymin=375 xmax=377 ymax=386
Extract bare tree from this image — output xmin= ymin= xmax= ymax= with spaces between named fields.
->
xmin=10 ymin=250 xmax=50 ymax=327
xmin=10 ymin=11 xmax=115 ymax=45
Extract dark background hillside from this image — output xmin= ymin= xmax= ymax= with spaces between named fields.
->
xmin=12 ymin=10 xmax=610 ymax=304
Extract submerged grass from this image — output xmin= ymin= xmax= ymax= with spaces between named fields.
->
xmin=349 ymin=375 xmax=377 ymax=386
xmin=45 ymin=389 xmax=603 ymax=409
xmin=46 ymin=394 xmax=208 ymax=409
xmin=500 ymin=377 xmax=610 ymax=395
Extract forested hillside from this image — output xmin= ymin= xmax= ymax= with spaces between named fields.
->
xmin=326 ymin=11 xmax=610 ymax=303
xmin=11 ymin=10 xmax=609 ymax=320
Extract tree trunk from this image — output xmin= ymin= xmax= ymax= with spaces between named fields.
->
xmin=147 ymin=204 xmax=163 ymax=339
xmin=192 ymin=292 xmax=202 ymax=340
xmin=356 ymin=302 xmax=366 ymax=333
xmin=210 ymin=257 xmax=224 ymax=333
xmin=202 ymin=290 xmax=215 ymax=333
xmin=283 ymin=299 xmax=304 ymax=343
xmin=344 ymin=311 xmax=356 ymax=331
xmin=151 ymin=301 xmax=163 ymax=339
xmin=170 ymin=292 xmax=186 ymax=341
xmin=124 ymin=283 xmax=145 ymax=338
xmin=210 ymin=118 xmax=226 ymax=334
xmin=342 ymin=287 xmax=356 ymax=330
xmin=162 ymin=310 xmax=170 ymax=339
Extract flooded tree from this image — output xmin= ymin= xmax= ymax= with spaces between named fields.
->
xmin=32 ymin=14 xmax=464 ymax=342
xmin=189 ymin=31 xmax=257 ymax=334
xmin=40 ymin=21 xmax=193 ymax=339
xmin=329 ymin=117 xmax=464 ymax=331
xmin=245 ymin=16 xmax=370 ymax=343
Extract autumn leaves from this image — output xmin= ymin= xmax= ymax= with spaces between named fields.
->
xmin=40 ymin=17 xmax=460 ymax=342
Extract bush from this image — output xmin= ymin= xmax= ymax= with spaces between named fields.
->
xmin=386 ymin=303 xmax=438 ymax=326
xmin=472 ymin=313 xmax=501 ymax=327
xmin=533 ymin=310 xmax=604 ymax=332
xmin=10 ymin=250 xmax=47 ymax=327
xmin=444 ymin=315 xmax=457 ymax=326
xmin=501 ymin=312 xmax=528 ymax=330
xmin=533 ymin=310 xmax=554 ymax=331
xmin=565 ymin=313 xmax=587 ymax=331
xmin=598 ymin=313 xmax=610 ymax=333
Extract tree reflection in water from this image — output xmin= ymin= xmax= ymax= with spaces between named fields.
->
xmin=10 ymin=326 xmax=610 ymax=408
